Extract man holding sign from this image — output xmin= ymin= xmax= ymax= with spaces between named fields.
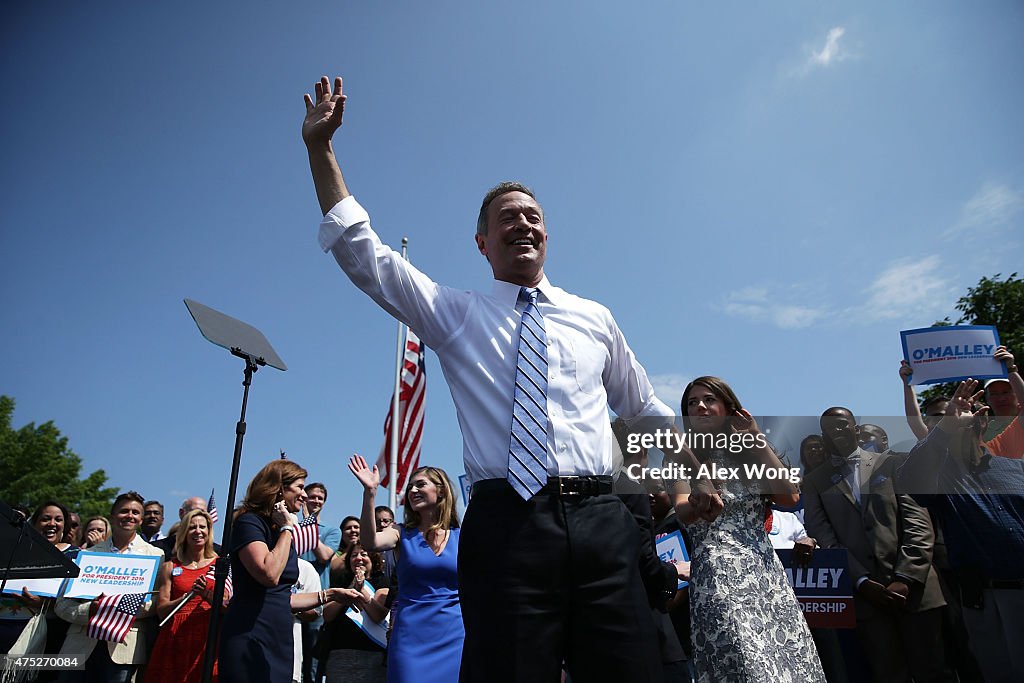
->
xmin=55 ymin=492 xmax=163 ymax=682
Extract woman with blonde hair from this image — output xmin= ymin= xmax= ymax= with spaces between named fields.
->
xmin=147 ymin=509 xmax=222 ymax=682
xmin=349 ymin=456 xmax=462 ymax=683
xmin=219 ymin=459 xmax=365 ymax=683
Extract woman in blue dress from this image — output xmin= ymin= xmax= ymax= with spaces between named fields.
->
xmin=348 ymin=455 xmax=463 ymax=683
xmin=221 ymin=459 xmax=362 ymax=683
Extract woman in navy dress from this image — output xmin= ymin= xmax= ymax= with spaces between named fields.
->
xmin=220 ymin=459 xmax=363 ymax=683
xmin=349 ymin=456 xmax=463 ymax=683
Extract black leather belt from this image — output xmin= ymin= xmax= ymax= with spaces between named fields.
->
xmin=472 ymin=476 xmax=613 ymax=498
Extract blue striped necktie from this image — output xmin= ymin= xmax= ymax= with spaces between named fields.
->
xmin=507 ymin=287 xmax=550 ymax=499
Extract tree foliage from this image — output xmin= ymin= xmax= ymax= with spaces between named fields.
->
xmin=0 ymin=395 xmax=118 ymax=518
xmin=919 ymin=273 xmax=1024 ymax=404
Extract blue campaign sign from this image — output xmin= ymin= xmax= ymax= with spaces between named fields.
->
xmin=63 ymin=551 xmax=161 ymax=599
xmin=458 ymin=474 xmax=471 ymax=507
xmin=655 ymin=530 xmax=690 ymax=589
xmin=776 ymin=548 xmax=855 ymax=629
xmin=900 ymin=325 xmax=1004 ymax=385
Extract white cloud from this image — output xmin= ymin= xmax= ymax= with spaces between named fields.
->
xmin=773 ymin=305 xmax=825 ymax=329
xmin=812 ymin=27 xmax=846 ymax=66
xmin=648 ymin=373 xmax=690 ymax=408
xmin=944 ymin=182 xmax=1024 ymax=239
xmin=724 ymin=288 xmax=825 ymax=329
xmin=858 ymin=255 xmax=953 ymax=322
xmin=789 ymin=26 xmax=851 ymax=77
xmin=722 ymin=255 xmax=961 ymax=331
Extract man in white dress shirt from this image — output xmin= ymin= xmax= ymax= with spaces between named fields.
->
xmin=301 ymin=75 xmax=719 ymax=682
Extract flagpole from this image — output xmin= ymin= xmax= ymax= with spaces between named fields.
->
xmin=389 ymin=238 xmax=409 ymax=512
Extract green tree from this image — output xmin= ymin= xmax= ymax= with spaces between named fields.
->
xmin=0 ymin=395 xmax=118 ymax=518
xmin=919 ymin=272 xmax=1024 ymax=404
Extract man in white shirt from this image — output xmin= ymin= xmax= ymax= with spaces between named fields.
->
xmin=301 ymin=75 xmax=719 ymax=682
xmin=292 ymin=558 xmax=323 ymax=683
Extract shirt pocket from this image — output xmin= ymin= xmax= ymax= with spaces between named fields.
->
xmin=562 ymin=330 xmax=607 ymax=396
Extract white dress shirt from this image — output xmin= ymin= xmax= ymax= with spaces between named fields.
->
xmin=292 ymin=558 xmax=322 ymax=683
xmin=319 ymin=196 xmax=674 ymax=484
xmin=768 ymin=510 xmax=809 ymax=550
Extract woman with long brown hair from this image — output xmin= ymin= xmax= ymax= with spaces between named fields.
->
xmin=147 ymin=509 xmax=223 ymax=682
xmin=676 ymin=376 xmax=823 ymax=683
xmin=349 ymin=455 xmax=462 ymax=683
xmin=219 ymin=459 xmax=364 ymax=683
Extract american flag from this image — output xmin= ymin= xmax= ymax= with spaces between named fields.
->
xmin=203 ymin=563 xmax=233 ymax=601
xmin=291 ymin=514 xmax=320 ymax=556
xmin=376 ymin=327 xmax=426 ymax=501
xmin=87 ymin=592 xmax=147 ymax=643
xmin=207 ymin=489 xmax=219 ymax=524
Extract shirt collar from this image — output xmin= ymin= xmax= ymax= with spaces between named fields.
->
xmin=100 ymin=534 xmax=144 ymax=554
xmin=830 ymin=446 xmax=867 ymax=469
xmin=490 ymin=275 xmax=565 ymax=307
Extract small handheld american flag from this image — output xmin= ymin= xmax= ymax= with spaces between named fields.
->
xmin=203 ymin=563 xmax=233 ymax=601
xmin=207 ymin=489 xmax=219 ymax=524
xmin=87 ymin=593 xmax=147 ymax=643
xmin=291 ymin=514 xmax=319 ymax=555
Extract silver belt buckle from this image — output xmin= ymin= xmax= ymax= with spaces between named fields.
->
xmin=558 ymin=477 xmax=581 ymax=496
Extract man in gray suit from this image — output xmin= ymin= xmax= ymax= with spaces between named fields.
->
xmin=803 ymin=407 xmax=953 ymax=683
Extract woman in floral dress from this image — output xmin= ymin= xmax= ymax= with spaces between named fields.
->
xmin=677 ymin=376 xmax=824 ymax=683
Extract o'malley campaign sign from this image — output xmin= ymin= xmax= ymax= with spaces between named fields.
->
xmin=901 ymin=325 xmax=1004 ymax=386
xmin=776 ymin=548 xmax=854 ymax=629
xmin=63 ymin=551 xmax=160 ymax=599
xmin=656 ymin=530 xmax=690 ymax=590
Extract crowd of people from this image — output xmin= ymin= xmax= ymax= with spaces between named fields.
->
xmin=3 ymin=358 xmax=1021 ymax=682
xmin=3 ymin=72 xmax=1023 ymax=682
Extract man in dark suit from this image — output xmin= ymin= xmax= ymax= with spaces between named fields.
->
xmin=611 ymin=419 xmax=690 ymax=682
xmin=803 ymin=407 xmax=953 ymax=683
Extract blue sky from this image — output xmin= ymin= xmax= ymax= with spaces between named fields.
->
xmin=2 ymin=2 xmax=1022 ymax=532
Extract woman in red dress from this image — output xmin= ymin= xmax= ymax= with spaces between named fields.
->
xmin=147 ymin=509 xmax=226 ymax=682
